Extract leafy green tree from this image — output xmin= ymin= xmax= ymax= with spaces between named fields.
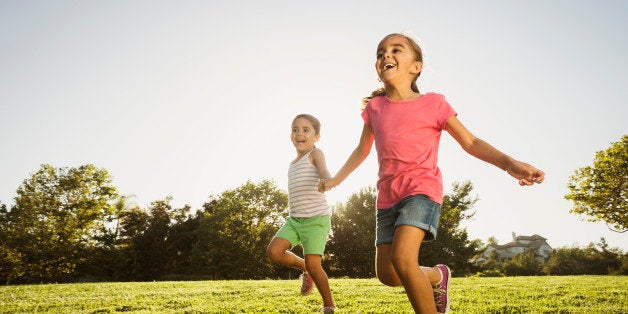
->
xmin=543 ymin=246 xmax=588 ymax=275
xmin=5 ymin=164 xmax=118 ymax=282
xmin=585 ymin=238 xmax=623 ymax=275
xmin=135 ymin=198 xmax=191 ymax=280
xmin=0 ymin=202 xmax=24 ymax=284
xmin=79 ymin=195 xmax=135 ymax=281
xmin=502 ymin=252 xmax=542 ymax=276
xmin=193 ymin=180 xmax=288 ymax=279
xmin=565 ymin=135 xmax=627 ymax=232
xmin=112 ymin=197 xmax=192 ymax=280
xmin=325 ymin=187 xmax=377 ymax=278
xmin=543 ymin=239 xmax=623 ymax=275
xmin=420 ymin=181 xmax=482 ymax=276
xmin=117 ymin=203 xmax=150 ymax=279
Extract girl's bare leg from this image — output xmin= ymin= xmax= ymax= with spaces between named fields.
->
xmin=376 ymin=225 xmax=438 ymax=313
xmin=266 ymin=237 xmax=306 ymax=272
xmin=305 ymin=254 xmax=335 ymax=308
xmin=376 ymin=247 xmax=442 ymax=287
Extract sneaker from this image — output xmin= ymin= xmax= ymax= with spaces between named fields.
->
xmin=318 ymin=306 xmax=335 ymax=313
xmin=300 ymin=272 xmax=314 ymax=296
xmin=433 ymin=264 xmax=451 ymax=314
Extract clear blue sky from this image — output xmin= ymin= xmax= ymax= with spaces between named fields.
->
xmin=1 ymin=1 xmax=626 ymax=250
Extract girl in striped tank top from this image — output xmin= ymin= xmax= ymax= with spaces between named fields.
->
xmin=266 ymin=114 xmax=336 ymax=313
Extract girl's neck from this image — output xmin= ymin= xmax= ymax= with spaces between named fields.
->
xmin=384 ymin=86 xmax=422 ymax=102
xmin=293 ymin=147 xmax=314 ymax=164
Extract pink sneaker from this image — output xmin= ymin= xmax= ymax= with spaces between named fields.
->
xmin=300 ymin=272 xmax=314 ymax=296
xmin=434 ymin=264 xmax=451 ymax=314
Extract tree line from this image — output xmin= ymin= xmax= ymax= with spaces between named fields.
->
xmin=475 ymin=238 xmax=626 ymax=277
xmin=1 ymin=164 xmax=625 ymax=285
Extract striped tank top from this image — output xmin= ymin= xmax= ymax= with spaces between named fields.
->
xmin=288 ymin=149 xmax=330 ymax=217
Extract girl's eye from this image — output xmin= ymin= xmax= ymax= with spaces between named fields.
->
xmin=392 ymin=48 xmax=400 ymax=53
xmin=376 ymin=53 xmax=383 ymax=59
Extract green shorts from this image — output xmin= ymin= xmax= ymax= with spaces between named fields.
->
xmin=275 ymin=215 xmax=331 ymax=256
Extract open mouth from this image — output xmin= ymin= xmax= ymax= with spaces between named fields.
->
xmin=384 ymin=63 xmax=396 ymax=70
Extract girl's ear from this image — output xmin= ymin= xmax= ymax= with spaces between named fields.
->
xmin=411 ymin=61 xmax=423 ymax=75
xmin=315 ymin=133 xmax=321 ymax=142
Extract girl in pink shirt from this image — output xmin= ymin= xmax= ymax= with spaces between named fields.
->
xmin=320 ymin=33 xmax=545 ymax=314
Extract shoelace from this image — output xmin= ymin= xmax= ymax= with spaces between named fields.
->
xmin=433 ymin=286 xmax=446 ymax=308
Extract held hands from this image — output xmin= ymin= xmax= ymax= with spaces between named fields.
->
xmin=506 ymin=160 xmax=545 ymax=186
xmin=318 ymin=177 xmax=338 ymax=192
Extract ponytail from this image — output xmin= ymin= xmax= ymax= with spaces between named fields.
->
xmin=361 ymin=82 xmax=420 ymax=110
xmin=411 ymin=81 xmax=420 ymax=94
xmin=361 ymin=87 xmax=386 ymax=110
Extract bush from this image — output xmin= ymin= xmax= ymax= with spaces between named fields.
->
xmin=472 ymin=269 xmax=505 ymax=277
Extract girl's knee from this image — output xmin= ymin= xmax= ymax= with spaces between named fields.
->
xmin=266 ymin=246 xmax=282 ymax=262
xmin=305 ymin=260 xmax=323 ymax=274
xmin=390 ymin=254 xmax=418 ymax=277
xmin=377 ymin=272 xmax=402 ymax=287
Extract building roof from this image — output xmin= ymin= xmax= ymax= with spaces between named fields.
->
xmin=488 ymin=234 xmax=551 ymax=250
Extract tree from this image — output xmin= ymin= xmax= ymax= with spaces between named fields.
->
xmin=325 ymin=187 xmax=377 ymax=278
xmin=4 ymin=164 xmax=118 ymax=282
xmin=543 ymin=239 xmax=623 ymax=275
xmin=502 ymin=252 xmax=542 ymax=276
xmin=0 ymin=202 xmax=24 ymax=285
xmin=125 ymin=197 xmax=192 ymax=280
xmin=79 ymin=195 xmax=135 ymax=281
xmin=420 ymin=181 xmax=483 ymax=276
xmin=565 ymin=135 xmax=627 ymax=232
xmin=193 ymin=180 xmax=288 ymax=279
xmin=117 ymin=203 xmax=150 ymax=279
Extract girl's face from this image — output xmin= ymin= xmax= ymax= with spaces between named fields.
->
xmin=290 ymin=117 xmax=319 ymax=154
xmin=375 ymin=34 xmax=422 ymax=87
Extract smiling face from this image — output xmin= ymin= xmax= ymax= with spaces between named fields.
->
xmin=375 ymin=34 xmax=423 ymax=88
xmin=291 ymin=117 xmax=320 ymax=155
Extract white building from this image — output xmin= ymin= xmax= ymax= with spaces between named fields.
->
xmin=474 ymin=233 xmax=552 ymax=264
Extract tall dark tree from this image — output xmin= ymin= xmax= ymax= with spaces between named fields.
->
xmin=325 ymin=187 xmax=377 ymax=278
xmin=4 ymin=164 xmax=117 ymax=282
xmin=502 ymin=252 xmax=542 ymax=276
xmin=117 ymin=204 xmax=150 ymax=279
xmin=116 ymin=197 xmax=191 ymax=280
xmin=0 ymin=202 xmax=23 ymax=284
xmin=79 ymin=195 xmax=135 ymax=281
xmin=165 ymin=209 xmax=201 ymax=277
xmin=543 ymin=238 xmax=623 ymax=275
xmin=420 ymin=181 xmax=482 ymax=276
xmin=193 ymin=180 xmax=288 ymax=279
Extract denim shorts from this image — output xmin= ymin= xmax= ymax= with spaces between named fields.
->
xmin=375 ymin=194 xmax=441 ymax=245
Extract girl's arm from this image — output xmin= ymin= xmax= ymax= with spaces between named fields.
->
xmin=320 ymin=123 xmax=375 ymax=191
xmin=445 ymin=116 xmax=545 ymax=186
xmin=310 ymin=147 xmax=331 ymax=180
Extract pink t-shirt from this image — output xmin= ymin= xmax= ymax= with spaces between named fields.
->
xmin=362 ymin=92 xmax=457 ymax=208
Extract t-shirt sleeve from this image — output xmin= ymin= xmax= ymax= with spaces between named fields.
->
xmin=437 ymin=95 xmax=457 ymax=130
xmin=361 ymin=103 xmax=371 ymax=126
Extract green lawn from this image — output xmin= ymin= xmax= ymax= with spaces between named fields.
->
xmin=1 ymin=276 xmax=626 ymax=313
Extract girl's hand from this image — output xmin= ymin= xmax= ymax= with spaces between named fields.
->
xmin=318 ymin=177 xmax=337 ymax=192
xmin=506 ymin=160 xmax=545 ymax=186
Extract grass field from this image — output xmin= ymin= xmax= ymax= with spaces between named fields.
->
xmin=1 ymin=276 xmax=626 ymax=313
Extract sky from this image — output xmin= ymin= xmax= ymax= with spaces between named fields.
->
xmin=1 ymin=1 xmax=626 ymax=251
